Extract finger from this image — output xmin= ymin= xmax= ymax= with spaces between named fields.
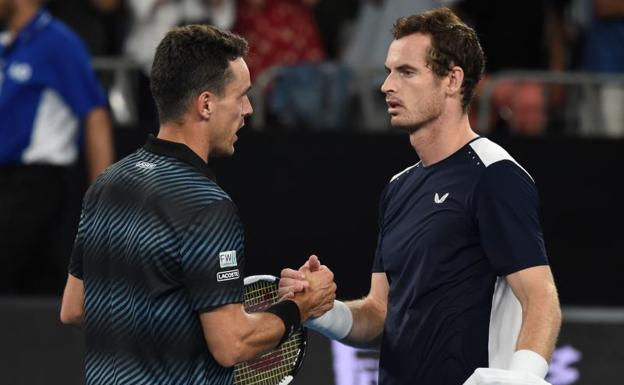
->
xmin=279 ymin=281 xmax=308 ymax=293
xmin=281 ymin=268 xmax=306 ymax=280
xmin=280 ymin=292 xmax=295 ymax=301
xmin=318 ymin=265 xmax=334 ymax=280
xmin=299 ymin=261 xmax=310 ymax=272
xmin=308 ymin=255 xmax=321 ymax=271
xmin=277 ymin=287 xmax=291 ymax=297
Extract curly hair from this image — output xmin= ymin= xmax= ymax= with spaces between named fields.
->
xmin=392 ymin=8 xmax=485 ymax=111
xmin=150 ymin=25 xmax=248 ymax=124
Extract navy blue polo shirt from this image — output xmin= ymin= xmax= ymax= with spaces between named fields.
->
xmin=69 ymin=136 xmax=244 ymax=385
xmin=373 ymin=137 xmax=548 ymax=385
xmin=0 ymin=9 xmax=106 ymax=166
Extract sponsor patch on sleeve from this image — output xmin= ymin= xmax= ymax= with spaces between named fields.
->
xmin=217 ymin=269 xmax=240 ymax=282
xmin=219 ymin=250 xmax=237 ymax=268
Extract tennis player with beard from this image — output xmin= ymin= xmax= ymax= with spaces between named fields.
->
xmin=280 ymin=8 xmax=561 ymax=385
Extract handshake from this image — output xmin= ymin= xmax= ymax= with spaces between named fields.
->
xmin=276 ymin=254 xmax=336 ymax=322
xmin=277 ymin=254 xmax=354 ymax=341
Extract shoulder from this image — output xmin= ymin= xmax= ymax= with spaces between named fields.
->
xmin=39 ymin=17 xmax=91 ymax=59
xmin=468 ymin=139 xmax=538 ymax=207
xmin=389 ymin=161 xmax=421 ymax=183
xmin=469 ymin=137 xmax=534 ymax=183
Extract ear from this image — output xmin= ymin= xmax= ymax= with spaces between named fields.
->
xmin=447 ymin=66 xmax=464 ymax=97
xmin=196 ymin=91 xmax=214 ymax=121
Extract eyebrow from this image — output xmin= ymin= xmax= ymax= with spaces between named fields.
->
xmin=241 ymin=85 xmax=252 ymax=96
xmin=396 ymin=64 xmax=418 ymax=72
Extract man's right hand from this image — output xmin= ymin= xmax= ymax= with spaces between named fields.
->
xmin=282 ymin=255 xmax=336 ymax=321
xmin=279 ymin=254 xmax=321 ymax=299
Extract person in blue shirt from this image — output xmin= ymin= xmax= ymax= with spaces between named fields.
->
xmin=280 ymin=8 xmax=562 ymax=385
xmin=0 ymin=0 xmax=114 ymax=293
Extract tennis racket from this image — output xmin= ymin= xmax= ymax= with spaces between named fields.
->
xmin=233 ymin=275 xmax=308 ymax=385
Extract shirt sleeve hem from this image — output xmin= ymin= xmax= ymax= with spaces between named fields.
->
xmin=196 ymin=298 xmax=244 ymax=314
xmin=498 ymin=261 xmax=549 ymax=277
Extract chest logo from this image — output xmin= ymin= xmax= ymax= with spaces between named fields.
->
xmin=434 ymin=192 xmax=449 ymax=204
xmin=8 ymin=62 xmax=32 ymax=83
xmin=135 ymin=161 xmax=156 ymax=170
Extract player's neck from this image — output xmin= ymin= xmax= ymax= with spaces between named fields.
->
xmin=7 ymin=5 xmax=39 ymax=35
xmin=157 ymin=123 xmax=211 ymax=164
xmin=409 ymin=113 xmax=477 ymax=167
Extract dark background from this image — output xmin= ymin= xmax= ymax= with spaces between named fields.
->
xmin=144 ymin=131 xmax=623 ymax=306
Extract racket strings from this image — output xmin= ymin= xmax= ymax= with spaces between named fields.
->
xmin=235 ymin=333 xmax=303 ymax=375
xmin=234 ymin=280 xmax=305 ymax=384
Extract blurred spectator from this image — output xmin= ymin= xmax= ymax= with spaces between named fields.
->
xmin=313 ymin=0 xmax=359 ymax=60
xmin=47 ymin=0 xmax=130 ymax=56
xmin=234 ymin=0 xmax=333 ymax=131
xmin=125 ymin=0 xmax=235 ymax=74
xmin=0 ymin=0 xmax=114 ymax=294
xmin=456 ymin=0 xmax=568 ymax=136
xmin=343 ymin=0 xmax=458 ymax=73
xmin=234 ymin=0 xmax=325 ymax=80
xmin=125 ymin=0 xmax=235 ymax=132
xmin=579 ymin=0 xmax=624 ymax=137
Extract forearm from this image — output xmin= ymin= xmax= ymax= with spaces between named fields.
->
xmin=516 ymin=282 xmax=561 ymax=361
xmin=60 ymin=274 xmax=85 ymax=327
xmin=233 ymin=312 xmax=286 ymax=363
xmin=341 ymin=298 xmax=386 ymax=349
xmin=203 ymin=303 xmax=293 ymax=367
xmin=85 ymin=107 xmax=114 ymax=182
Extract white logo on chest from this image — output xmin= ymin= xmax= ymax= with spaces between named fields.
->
xmin=434 ymin=192 xmax=449 ymax=204
xmin=135 ymin=161 xmax=156 ymax=170
xmin=8 ymin=62 xmax=32 ymax=83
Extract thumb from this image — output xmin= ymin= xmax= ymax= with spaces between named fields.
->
xmin=308 ymin=254 xmax=321 ymax=272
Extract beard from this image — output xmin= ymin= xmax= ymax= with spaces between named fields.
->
xmin=389 ymin=106 xmax=442 ymax=135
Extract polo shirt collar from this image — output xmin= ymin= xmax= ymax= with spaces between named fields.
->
xmin=143 ymin=135 xmax=217 ymax=181
xmin=0 ymin=9 xmax=49 ymax=54
xmin=16 ymin=9 xmax=50 ymax=44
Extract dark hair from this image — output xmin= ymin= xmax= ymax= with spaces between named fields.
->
xmin=392 ymin=8 xmax=485 ymax=111
xmin=150 ymin=25 xmax=248 ymax=124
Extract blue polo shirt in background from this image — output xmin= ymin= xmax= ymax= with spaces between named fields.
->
xmin=0 ymin=9 xmax=107 ymax=166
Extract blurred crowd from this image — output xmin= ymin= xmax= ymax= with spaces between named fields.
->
xmin=41 ymin=0 xmax=624 ymax=137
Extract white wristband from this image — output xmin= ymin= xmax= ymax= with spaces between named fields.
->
xmin=304 ymin=300 xmax=353 ymax=340
xmin=509 ymin=350 xmax=549 ymax=379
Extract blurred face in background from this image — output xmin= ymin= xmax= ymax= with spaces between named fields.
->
xmin=381 ymin=33 xmax=447 ymax=132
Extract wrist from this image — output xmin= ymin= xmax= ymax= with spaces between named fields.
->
xmin=304 ymin=300 xmax=353 ymax=340
xmin=509 ymin=349 xmax=549 ymax=379
xmin=265 ymin=300 xmax=302 ymax=345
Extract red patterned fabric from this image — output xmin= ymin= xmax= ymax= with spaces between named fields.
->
xmin=234 ymin=0 xmax=325 ymax=80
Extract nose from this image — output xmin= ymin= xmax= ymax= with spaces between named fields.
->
xmin=381 ymin=73 xmax=394 ymax=95
xmin=243 ymin=95 xmax=253 ymax=116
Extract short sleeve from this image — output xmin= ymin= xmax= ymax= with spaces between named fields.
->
xmin=48 ymin=33 xmax=107 ymax=119
xmin=180 ymin=199 xmax=245 ymax=312
xmin=68 ymin=198 xmax=89 ymax=280
xmin=473 ymin=161 xmax=548 ymax=276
